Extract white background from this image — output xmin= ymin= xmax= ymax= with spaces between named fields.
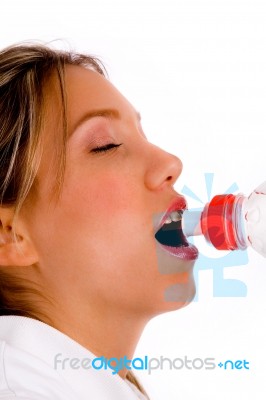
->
xmin=1 ymin=1 xmax=266 ymax=399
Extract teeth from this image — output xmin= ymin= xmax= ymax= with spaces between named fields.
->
xmin=170 ymin=211 xmax=182 ymax=222
xmin=163 ymin=210 xmax=183 ymax=225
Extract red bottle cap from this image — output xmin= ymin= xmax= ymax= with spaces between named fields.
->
xmin=201 ymin=194 xmax=238 ymax=250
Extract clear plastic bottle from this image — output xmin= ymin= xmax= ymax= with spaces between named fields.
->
xmin=182 ymin=181 xmax=266 ymax=258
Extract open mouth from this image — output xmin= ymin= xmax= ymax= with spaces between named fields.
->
xmin=155 ymin=210 xmax=189 ymax=247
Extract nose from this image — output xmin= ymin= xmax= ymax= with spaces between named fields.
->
xmin=144 ymin=143 xmax=183 ymax=191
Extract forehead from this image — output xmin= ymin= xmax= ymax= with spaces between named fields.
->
xmin=42 ymin=65 xmax=134 ymax=135
xmin=64 ymin=65 xmax=133 ymax=133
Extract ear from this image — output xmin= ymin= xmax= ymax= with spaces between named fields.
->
xmin=0 ymin=206 xmax=39 ymax=267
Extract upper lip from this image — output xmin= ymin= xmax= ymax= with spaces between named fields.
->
xmin=155 ymin=195 xmax=187 ymax=233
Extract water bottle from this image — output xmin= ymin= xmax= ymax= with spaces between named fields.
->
xmin=182 ymin=181 xmax=266 ymax=258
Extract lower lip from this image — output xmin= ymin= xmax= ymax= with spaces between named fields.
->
xmin=158 ymin=242 xmax=199 ymax=260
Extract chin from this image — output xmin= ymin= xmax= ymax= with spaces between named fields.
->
xmin=146 ymin=276 xmax=196 ymax=318
xmin=162 ymin=276 xmax=196 ymax=312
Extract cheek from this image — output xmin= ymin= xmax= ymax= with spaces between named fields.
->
xmin=63 ymin=171 xmax=154 ymax=265
xmin=28 ymin=165 xmax=141 ymax=258
xmin=64 ymin=171 xmax=138 ymax=229
xmin=32 ymin=171 xmax=140 ymax=271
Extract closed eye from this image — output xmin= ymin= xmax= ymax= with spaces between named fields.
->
xmin=91 ymin=143 xmax=123 ymax=153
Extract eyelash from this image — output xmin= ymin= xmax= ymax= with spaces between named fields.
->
xmin=91 ymin=143 xmax=123 ymax=154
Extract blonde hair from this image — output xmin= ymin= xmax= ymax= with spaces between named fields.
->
xmin=0 ymin=42 xmax=149 ymax=398
xmin=0 ymin=42 xmax=105 ymax=212
xmin=0 ymin=41 xmax=106 ymax=316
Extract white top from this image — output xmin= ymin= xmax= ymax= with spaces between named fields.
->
xmin=0 ymin=315 xmax=148 ymax=400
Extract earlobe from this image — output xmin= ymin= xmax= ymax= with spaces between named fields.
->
xmin=0 ymin=207 xmax=39 ymax=267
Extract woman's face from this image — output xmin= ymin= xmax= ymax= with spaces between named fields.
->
xmin=24 ymin=65 xmax=198 ymax=317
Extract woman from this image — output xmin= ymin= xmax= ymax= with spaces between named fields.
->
xmin=0 ymin=43 xmax=198 ymax=399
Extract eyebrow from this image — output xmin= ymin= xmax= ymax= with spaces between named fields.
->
xmin=69 ymin=108 xmax=119 ymax=136
xmin=70 ymin=108 xmax=141 ymax=137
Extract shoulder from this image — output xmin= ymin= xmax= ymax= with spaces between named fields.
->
xmin=0 ymin=340 xmax=75 ymax=400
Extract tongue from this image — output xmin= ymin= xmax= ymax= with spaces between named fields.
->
xmin=155 ymin=220 xmax=189 ymax=247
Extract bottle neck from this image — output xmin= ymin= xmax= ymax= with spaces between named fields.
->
xmin=201 ymin=193 xmax=247 ymax=251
